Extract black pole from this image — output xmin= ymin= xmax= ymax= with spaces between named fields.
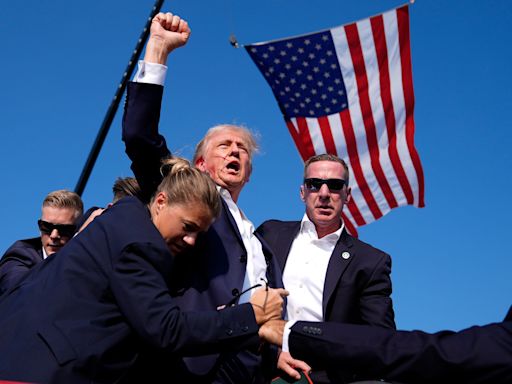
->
xmin=74 ymin=0 xmax=165 ymax=196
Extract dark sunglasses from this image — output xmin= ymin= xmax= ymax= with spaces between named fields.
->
xmin=304 ymin=178 xmax=346 ymax=192
xmin=37 ymin=219 xmax=77 ymax=238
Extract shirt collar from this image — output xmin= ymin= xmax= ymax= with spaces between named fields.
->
xmin=300 ymin=213 xmax=344 ymax=244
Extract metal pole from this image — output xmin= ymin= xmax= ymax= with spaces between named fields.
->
xmin=74 ymin=0 xmax=165 ymax=196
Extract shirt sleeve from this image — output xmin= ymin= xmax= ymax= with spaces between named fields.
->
xmin=282 ymin=320 xmax=296 ymax=352
xmin=133 ymin=61 xmax=167 ymax=85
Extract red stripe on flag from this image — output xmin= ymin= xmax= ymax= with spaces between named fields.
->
xmin=370 ymin=14 xmax=415 ymax=205
xmin=317 ymin=116 xmax=338 ymax=155
xmin=344 ymin=23 xmax=398 ymax=210
xmin=338 ymin=109 xmax=382 ymax=220
xmin=286 ymin=119 xmax=315 ymax=161
xmin=397 ymin=6 xmax=425 ymax=207
xmin=346 ymin=199 xmax=367 ymax=227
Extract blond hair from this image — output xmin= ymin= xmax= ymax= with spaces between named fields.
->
xmin=154 ymin=156 xmax=221 ymax=219
xmin=42 ymin=190 xmax=84 ymax=220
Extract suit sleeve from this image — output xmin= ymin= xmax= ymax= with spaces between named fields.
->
xmin=289 ymin=320 xmax=512 ymax=383
xmin=122 ymin=82 xmax=171 ymax=203
xmin=359 ymin=252 xmax=396 ymax=329
xmin=110 ymin=242 xmax=260 ymax=355
xmin=0 ymin=248 xmax=39 ymax=295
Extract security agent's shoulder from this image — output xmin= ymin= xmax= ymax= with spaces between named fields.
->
xmin=256 ymin=219 xmax=299 ymax=234
xmin=0 ymin=237 xmax=42 ymax=265
xmin=342 ymin=231 xmax=391 ymax=263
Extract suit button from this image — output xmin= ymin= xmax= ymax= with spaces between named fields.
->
xmin=242 ymin=326 xmax=249 ymax=332
xmin=226 ymin=329 xmax=233 ymax=336
xmin=240 ymin=255 xmax=247 ymax=263
xmin=232 ymin=288 xmax=240 ymax=297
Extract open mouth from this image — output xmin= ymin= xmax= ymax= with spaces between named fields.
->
xmin=226 ymin=161 xmax=240 ymax=172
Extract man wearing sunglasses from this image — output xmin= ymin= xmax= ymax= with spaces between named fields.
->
xmin=0 ymin=189 xmax=83 ymax=295
xmin=256 ymin=153 xmax=395 ymax=383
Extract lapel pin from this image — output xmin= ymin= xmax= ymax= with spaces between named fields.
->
xmin=341 ymin=251 xmax=350 ymax=260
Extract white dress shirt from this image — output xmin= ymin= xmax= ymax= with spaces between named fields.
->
xmin=284 ymin=213 xmax=343 ymax=322
xmin=219 ymin=188 xmax=267 ymax=304
xmin=282 ymin=214 xmax=343 ymax=352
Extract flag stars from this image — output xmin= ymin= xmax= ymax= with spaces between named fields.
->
xmin=247 ymin=29 xmax=348 ymax=118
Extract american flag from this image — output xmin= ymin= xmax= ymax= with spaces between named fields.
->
xmin=245 ymin=5 xmax=424 ymax=235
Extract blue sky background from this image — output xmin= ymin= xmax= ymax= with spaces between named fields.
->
xmin=1 ymin=0 xmax=511 ymax=333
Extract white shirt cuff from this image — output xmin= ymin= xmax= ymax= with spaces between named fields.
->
xmin=133 ymin=61 xmax=167 ymax=85
xmin=282 ymin=320 xmax=296 ymax=353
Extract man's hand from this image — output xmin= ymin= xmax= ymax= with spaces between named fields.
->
xmin=144 ymin=12 xmax=191 ymax=65
xmin=250 ymin=287 xmax=288 ymax=325
xmin=277 ymin=351 xmax=312 ymax=380
xmin=258 ymin=319 xmax=285 ymax=346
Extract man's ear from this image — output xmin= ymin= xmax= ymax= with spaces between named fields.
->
xmin=300 ymin=185 xmax=306 ymax=202
xmin=344 ymin=187 xmax=352 ymax=204
xmin=195 ymin=156 xmax=206 ymax=172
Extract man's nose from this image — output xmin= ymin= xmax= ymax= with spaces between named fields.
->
xmin=229 ymin=143 xmax=240 ymax=155
xmin=318 ymin=183 xmax=331 ymax=197
xmin=49 ymin=229 xmax=60 ymax=239
xmin=184 ymin=233 xmax=198 ymax=247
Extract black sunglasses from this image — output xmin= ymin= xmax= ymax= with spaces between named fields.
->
xmin=304 ymin=178 xmax=346 ymax=192
xmin=37 ymin=219 xmax=77 ymax=238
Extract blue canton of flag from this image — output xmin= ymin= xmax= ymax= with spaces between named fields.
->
xmin=246 ymin=32 xmax=348 ymax=119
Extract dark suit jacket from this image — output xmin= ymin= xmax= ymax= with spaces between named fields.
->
xmin=290 ymin=307 xmax=512 ymax=384
xmin=0 ymin=197 xmax=260 ymax=384
xmin=256 ymin=220 xmax=395 ymax=328
xmin=0 ymin=237 xmax=43 ymax=295
xmin=122 ymin=82 xmax=283 ymax=383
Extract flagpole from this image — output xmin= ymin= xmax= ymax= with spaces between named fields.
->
xmin=74 ymin=0 xmax=165 ymax=196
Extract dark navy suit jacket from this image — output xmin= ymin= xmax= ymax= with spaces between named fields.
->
xmin=0 ymin=197 xmax=260 ymax=384
xmin=290 ymin=307 xmax=512 ymax=383
xmin=256 ymin=220 xmax=395 ymax=328
xmin=122 ymin=82 xmax=283 ymax=383
xmin=0 ymin=237 xmax=43 ymax=295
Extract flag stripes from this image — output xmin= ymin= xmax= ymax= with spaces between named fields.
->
xmin=246 ymin=5 xmax=424 ymax=235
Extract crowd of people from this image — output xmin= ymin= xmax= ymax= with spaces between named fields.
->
xmin=0 ymin=11 xmax=510 ymax=384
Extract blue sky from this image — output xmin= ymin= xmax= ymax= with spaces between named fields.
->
xmin=1 ymin=0 xmax=511 ymax=333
